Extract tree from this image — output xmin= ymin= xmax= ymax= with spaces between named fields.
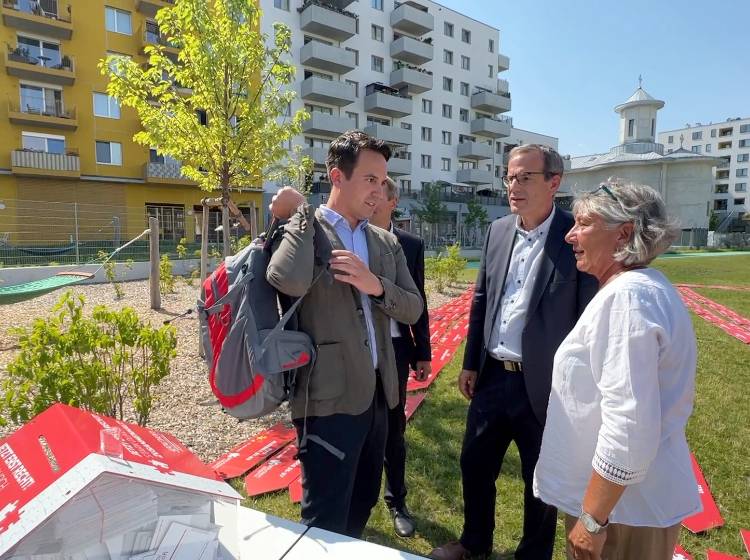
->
xmin=463 ymin=196 xmax=489 ymax=247
xmin=413 ymin=182 xmax=449 ymax=248
xmin=100 ymin=0 xmax=310 ymax=256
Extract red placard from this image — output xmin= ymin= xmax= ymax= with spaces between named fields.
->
xmin=682 ymin=453 xmax=725 ymax=533
xmin=244 ymin=444 xmax=301 ymax=497
xmin=706 ymin=551 xmax=742 ymax=560
xmin=673 ymin=545 xmax=694 ymax=559
xmin=741 ymin=529 xmax=750 ymax=555
xmin=404 ymin=393 xmax=428 ymax=421
xmin=209 ymin=423 xmax=295 ymax=480
xmin=289 ymin=476 xmax=303 ymax=504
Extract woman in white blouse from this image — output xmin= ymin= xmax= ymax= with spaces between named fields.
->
xmin=532 ymin=181 xmax=701 ymax=560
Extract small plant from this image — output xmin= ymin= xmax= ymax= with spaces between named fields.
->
xmin=176 ymin=237 xmax=188 ymax=260
xmin=159 ymin=254 xmax=175 ymax=294
xmin=1 ymin=292 xmax=177 ymax=427
xmin=425 ymin=244 xmax=467 ymax=293
xmin=98 ymin=251 xmax=133 ymax=299
xmin=231 ymin=234 xmax=252 ymax=254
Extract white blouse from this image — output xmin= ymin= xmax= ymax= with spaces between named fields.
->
xmin=533 ymin=268 xmax=702 ymax=527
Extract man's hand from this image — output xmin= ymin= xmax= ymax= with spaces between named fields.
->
xmin=414 ymin=361 xmax=431 ymax=381
xmin=458 ymin=369 xmax=478 ymax=400
xmin=269 ymin=186 xmax=305 ymax=220
xmin=329 ymin=250 xmax=384 ymax=296
xmin=567 ymin=520 xmax=607 ymax=560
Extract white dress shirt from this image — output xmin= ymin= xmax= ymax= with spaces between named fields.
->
xmin=533 ymin=268 xmax=701 ymax=527
xmin=487 ymin=208 xmax=555 ymax=362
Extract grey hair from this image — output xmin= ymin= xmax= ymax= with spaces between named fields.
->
xmin=572 ymin=179 xmax=680 ymax=266
xmin=384 ymin=176 xmax=399 ymax=201
xmin=508 ymin=144 xmax=564 ymax=178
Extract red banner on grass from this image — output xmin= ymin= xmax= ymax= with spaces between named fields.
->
xmin=244 ymin=444 xmax=301 ymax=497
xmin=682 ymin=453 xmax=725 ymax=533
xmin=404 ymin=392 xmax=428 ymax=421
xmin=706 ymin=550 xmax=742 ymax=560
xmin=673 ymin=545 xmax=694 ymax=560
xmin=210 ymin=423 xmax=295 ymax=480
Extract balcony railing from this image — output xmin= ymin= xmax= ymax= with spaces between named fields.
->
xmin=2 ymin=0 xmax=71 ymax=22
xmin=9 ymin=100 xmax=75 ymax=119
xmin=1 ymin=0 xmax=73 ymax=39
xmin=298 ymin=0 xmax=357 ymax=19
xmin=11 ymin=147 xmax=80 ymax=177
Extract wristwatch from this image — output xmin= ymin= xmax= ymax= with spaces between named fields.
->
xmin=579 ymin=511 xmax=609 ymax=534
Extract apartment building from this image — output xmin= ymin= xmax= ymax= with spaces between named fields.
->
xmin=260 ymin=0 xmax=535 ymax=240
xmin=0 ymin=0 xmax=262 ymax=247
xmin=658 ymin=118 xmax=750 ymax=225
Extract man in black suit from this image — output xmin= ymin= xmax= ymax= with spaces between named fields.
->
xmin=370 ymin=177 xmax=431 ymax=538
xmin=430 ymin=145 xmax=597 ymax=560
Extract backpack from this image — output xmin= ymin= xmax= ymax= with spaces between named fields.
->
xmin=197 ymin=221 xmax=324 ymax=420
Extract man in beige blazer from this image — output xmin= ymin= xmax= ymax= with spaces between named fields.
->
xmin=267 ymin=130 xmax=423 ymax=538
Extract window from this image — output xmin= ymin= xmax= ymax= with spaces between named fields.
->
xmin=488 ymin=65 xmax=493 ymax=78
xmin=443 ymin=49 xmax=453 ymax=64
xmin=345 ymin=47 xmax=359 ymax=65
xmin=371 ymin=25 xmax=384 ymax=42
xmin=442 ymin=131 xmax=452 ymax=145
xmin=421 ymin=127 xmax=432 ymax=142
xmin=737 ymin=168 xmax=748 ymax=177
xmin=93 ymin=92 xmax=120 ymax=118
xmin=345 ymin=79 xmax=359 ymax=97
xmin=460 ymin=82 xmax=469 ymax=96
xmin=20 ymin=84 xmax=62 ymax=116
xmin=628 ymin=119 xmax=634 ymax=137
xmin=706 ymin=144 xmax=711 ymax=152
xmin=710 ymin=129 xmax=716 ymax=138
xmin=273 ymin=0 xmax=289 ymax=9
xmin=461 ymin=55 xmax=470 ymax=70
xmin=197 ymin=109 xmax=208 ymax=124
xmin=22 ymin=132 xmax=65 ymax=154
xmin=346 ymin=111 xmax=358 ymax=128
xmin=741 ymin=124 xmax=750 ymax=134
xmin=740 ymin=139 xmax=750 ymax=148
xmin=734 ymin=198 xmax=746 ymax=206
xmin=95 ymin=141 xmax=122 ymax=165
xmin=146 ymin=204 xmax=185 ymax=242
xmin=715 ymin=184 xmax=729 ymax=194
xmin=444 ymin=22 xmax=454 ymax=37
xmin=105 ymin=7 xmax=132 ymax=35
xmin=461 ymin=28 xmax=471 ymax=43
xmin=422 ymin=99 xmax=432 ymax=114
xmin=371 ymin=0 xmax=383 ymax=9
xmin=496 ymin=141 xmax=502 ymax=153
xmin=371 ymin=55 xmax=383 ymax=72
xmin=719 ymin=141 xmax=732 ymax=149
xmin=306 ymin=103 xmax=333 ymax=115
xmin=738 ymin=153 xmax=750 ymax=163
xmin=692 ymin=131 xmax=703 ymax=140
xmin=149 ymin=148 xmax=179 ymax=166
xmin=421 ymin=154 xmax=431 ymax=169
xmin=459 ymin=108 xmax=469 ymax=122
xmin=714 ymin=199 xmax=728 ymax=211
xmin=651 ymin=119 xmax=655 ymax=138
xmin=668 ymin=135 xmax=673 ymax=143
xmin=692 ymin=145 xmax=701 ymax=154
xmin=106 ymin=52 xmax=131 ymax=77
xmin=17 ymin=35 xmax=60 ymax=67
xmin=400 ymin=179 xmax=411 ymax=194
xmin=736 ymin=183 xmax=747 ymax=192
xmin=442 ymin=104 xmax=452 ymax=118
xmin=488 ymin=38 xmax=494 ymax=52
xmin=441 ymin=157 xmax=451 ymax=171
xmin=401 ymin=122 xmax=412 ymax=130
xmin=443 ymin=77 xmax=453 ymax=92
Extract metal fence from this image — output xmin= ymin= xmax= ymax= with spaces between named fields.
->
xmin=0 ymin=198 xmax=252 ymax=268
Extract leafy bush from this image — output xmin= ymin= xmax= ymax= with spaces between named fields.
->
xmin=98 ymin=250 xmax=134 ymax=299
xmin=231 ymin=234 xmax=253 ymax=255
xmin=425 ymin=243 xmax=467 ymax=293
xmin=159 ymin=254 xmax=175 ymax=294
xmin=176 ymin=237 xmax=188 ymax=260
xmin=1 ymin=292 xmax=177 ymax=426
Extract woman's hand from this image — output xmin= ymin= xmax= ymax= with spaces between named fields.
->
xmin=567 ymin=519 xmax=607 ymax=560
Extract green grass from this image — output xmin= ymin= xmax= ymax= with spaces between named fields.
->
xmin=242 ymin=256 xmax=749 ymax=558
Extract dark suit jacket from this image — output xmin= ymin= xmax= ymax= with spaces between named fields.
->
xmin=393 ymin=227 xmax=431 ymax=367
xmin=463 ymin=207 xmax=598 ymax=425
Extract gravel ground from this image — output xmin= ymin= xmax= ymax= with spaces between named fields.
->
xmin=0 ymin=278 xmax=465 ymax=463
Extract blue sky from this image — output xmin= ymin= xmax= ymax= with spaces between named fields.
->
xmin=438 ymin=0 xmax=750 ymax=157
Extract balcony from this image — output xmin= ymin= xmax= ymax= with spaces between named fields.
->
xmin=390 ymin=2 xmax=434 ymax=36
xmin=496 ymin=78 xmax=509 ymax=94
xmin=390 ymin=35 xmax=433 ymax=66
xmin=8 ymin=101 xmax=77 ymax=130
xmin=471 ymin=116 xmax=512 ymax=139
xmin=300 ymin=41 xmax=356 ymax=74
xmin=303 ymin=112 xmax=356 ymax=138
xmin=299 ymin=1 xmax=357 ymax=42
xmin=457 ymin=141 xmax=492 ymax=161
xmin=388 ymin=156 xmax=412 ymax=177
xmin=1 ymin=1 xmax=73 ymax=39
xmin=301 ymin=76 xmax=356 ymax=107
xmin=457 ymin=168 xmax=493 ymax=185
xmin=5 ymin=50 xmax=75 ymax=85
xmin=497 ymin=53 xmax=510 ymax=72
xmin=363 ymin=123 xmax=412 ymax=146
xmin=390 ymin=64 xmax=432 ymax=94
xmin=471 ymin=89 xmax=511 ymax=114
xmin=10 ymin=148 xmax=79 ymax=178
xmin=364 ymin=84 xmax=412 ymax=118
xmin=144 ymin=161 xmax=193 ymax=184
xmin=141 ymin=24 xmax=180 ymax=57
xmin=136 ymin=0 xmax=174 ymax=18
xmin=302 ymin=146 xmax=328 ymax=169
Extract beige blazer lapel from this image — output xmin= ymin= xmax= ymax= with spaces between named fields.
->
xmin=365 ymin=224 xmax=384 ymax=276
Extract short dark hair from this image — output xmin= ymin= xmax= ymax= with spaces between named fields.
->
xmin=509 ymin=144 xmax=564 ymax=179
xmin=326 ymin=130 xmax=391 ymax=179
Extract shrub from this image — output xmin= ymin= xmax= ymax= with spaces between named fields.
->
xmin=1 ymin=291 xmax=177 ymax=427
xmin=176 ymin=237 xmax=188 ymax=260
xmin=98 ymin=250 xmax=134 ymax=300
xmin=159 ymin=254 xmax=175 ymax=294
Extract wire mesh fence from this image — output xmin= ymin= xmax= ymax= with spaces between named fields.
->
xmin=0 ymin=198 xmax=253 ymax=268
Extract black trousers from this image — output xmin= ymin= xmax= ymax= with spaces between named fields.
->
xmin=293 ymin=376 xmax=388 ymax=539
xmin=459 ymin=356 xmax=557 ymax=559
xmin=383 ymin=337 xmax=411 ymax=510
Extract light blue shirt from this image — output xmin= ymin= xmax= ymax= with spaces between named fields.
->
xmin=318 ymin=205 xmax=378 ymax=368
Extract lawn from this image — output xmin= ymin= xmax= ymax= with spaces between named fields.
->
xmin=244 ymin=254 xmax=750 ymax=559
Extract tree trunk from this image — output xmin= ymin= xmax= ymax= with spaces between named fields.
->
xmin=221 ymin=184 xmax=231 ymax=258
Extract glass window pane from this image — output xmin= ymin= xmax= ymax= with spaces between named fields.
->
xmin=109 ymin=97 xmax=121 ymax=118
xmin=22 ymin=135 xmax=45 ymax=151
xmin=110 ymin=142 xmax=122 ymax=165
xmin=96 ymin=141 xmax=111 ymax=163
xmin=117 ymin=11 xmax=132 ymax=34
xmin=93 ymin=93 xmax=109 ymax=116
xmin=47 ymin=138 xmax=65 ymax=154
xmin=105 ymin=7 xmax=116 ymax=31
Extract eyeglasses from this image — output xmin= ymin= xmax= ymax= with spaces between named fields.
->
xmin=591 ymin=184 xmax=618 ymax=201
xmin=502 ymin=171 xmax=554 ymax=187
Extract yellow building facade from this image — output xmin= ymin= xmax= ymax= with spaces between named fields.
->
xmin=0 ymin=0 xmax=263 ymax=248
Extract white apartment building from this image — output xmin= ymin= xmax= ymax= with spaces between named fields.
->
xmin=658 ymin=118 xmax=750 ymax=226
xmin=259 ymin=0 xmax=540 ymax=240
